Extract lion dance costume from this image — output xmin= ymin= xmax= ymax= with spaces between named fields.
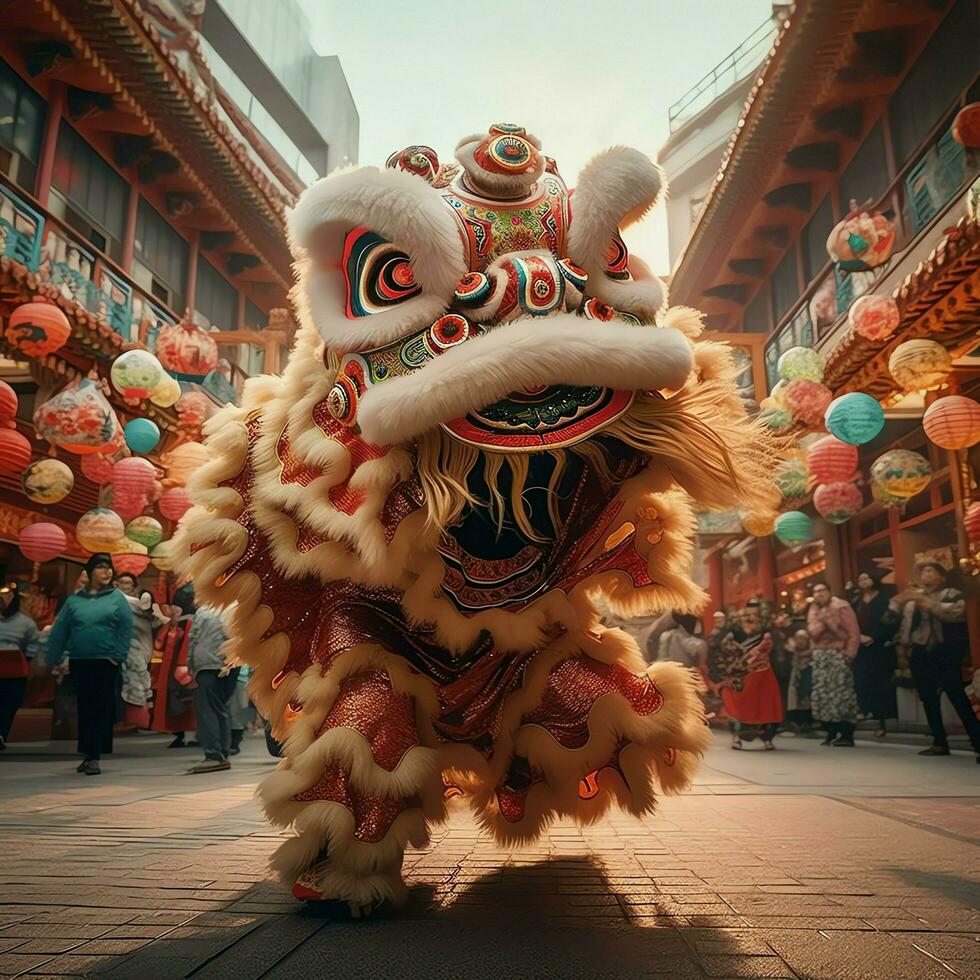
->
xmin=174 ymin=125 xmax=777 ymax=913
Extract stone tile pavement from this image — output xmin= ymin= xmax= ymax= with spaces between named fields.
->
xmin=0 ymin=730 xmax=977 ymax=978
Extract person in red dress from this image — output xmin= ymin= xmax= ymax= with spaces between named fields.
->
xmin=149 ymin=584 xmax=196 ymax=744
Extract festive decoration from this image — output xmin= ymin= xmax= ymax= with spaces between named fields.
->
xmin=163 ymin=441 xmax=209 ymax=485
xmin=808 ymin=275 xmax=837 ymax=330
xmin=0 ymin=380 xmax=18 ymax=422
xmin=124 ymin=418 xmax=161 ymax=454
xmin=870 ymin=449 xmax=932 ymax=500
xmin=777 ymin=347 xmax=824 ymax=383
xmin=922 ymin=395 xmax=980 ymax=451
xmin=814 ymin=481 xmax=864 ymax=524
xmin=76 ymin=508 xmax=125 ymax=553
xmin=112 ymin=457 xmax=157 ymax=499
xmin=740 ymin=511 xmax=775 ymax=537
xmin=784 ymin=379 xmax=832 ymax=427
xmin=155 ymin=319 xmax=219 ymax=377
xmin=760 ymin=407 xmax=793 ymax=432
xmin=774 ymin=510 xmax=814 ymax=548
xmin=148 ymin=373 xmax=182 ymax=408
xmin=848 ymin=293 xmax=900 ymax=342
xmin=34 ymin=378 xmax=121 ymax=455
xmin=112 ymin=553 xmax=152 ymax=577
xmin=80 ymin=454 xmax=114 ymax=486
xmin=824 ymin=392 xmax=885 ymax=446
xmin=110 ymin=350 xmax=164 ymax=400
xmin=159 ymin=486 xmax=192 ymax=522
xmin=872 ymin=481 xmax=905 ymax=508
xmin=18 ymin=522 xmax=67 ymax=563
xmin=774 ymin=454 xmax=811 ymax=503
xmin=0 ymin=427 xmax=32 ymax=476
xmin=5 ymin=300 xmax=71 ymax=357
xmin=825 ymin=200 xmax=896 ymax=271
xmin=175 ymin=391 xmax=210 ymax=438
xmin=807 ymin=435 xmax=858 ymax=483
xmin=21 ymin=459 xmax=74 ymax=504
xmin=888 ymin=339 xmax=953 ymax=393
xmin=952 ymin=102 xmax=980 ymax=148
xmin=964 ymin=502 xmax=980 ymax=543
xmin=125 ymin=515 xmax=164 ymax=549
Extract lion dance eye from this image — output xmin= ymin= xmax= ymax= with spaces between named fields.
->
xmin=343 ymin=227 xmax=421 ymax=319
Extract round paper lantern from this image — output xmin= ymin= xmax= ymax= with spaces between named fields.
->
xmin=21 ymin=458 xmax=74 ymax=504
xmin=112 ymin=457 xmax=157 ymax=499
xmin=826 ymin=201 xmax=896 ymax=271
xmin=814 ymin=481 xmax=864 ymax=524
xmin=952 ymin=103 xmax=980 ymax=148
xmin=777 ymin=347 xmax=824 ymax=383
xmin=888 ymin=339 xmax=953 ymax=393
xmin=18 ymin=522 xmax=67 ymax=563
xmin=113 ymin=553 xmax=151 ymax=577
xmin=824 ymin=392 xmax=885 ymax=446
xmin=0 ymin=427 xmax=32 ymax=476
xmin=848 ymin=294 xmax=901 ymax=342
xmin=163 ymin=441 xmax=209 ymax=485
xmin=126 ymin=515 xmax=164 ymax=549
xmin=922 ymin=396 xmax=980 ymax=450
xmin=774 ymin=511 xmax=814 ymax=548
xmin=870 ymin=449 xmax=932 ymax=500
xmin=872 ymin=481 xmax=905 ymax=508
xmin=80 ymin=453 xmax=114 ymax=486
xmin=76 ymin=508 xmax=125 ymax=553
xmin=110 ymin=350 xmax=164 ymax=400
xmin=760 ymin=408 xmax=793 ymax=433
xmin=149 ymin=373 xmax=182 ymax=409
xmin=784 ymin=379 xmax=833 ymax=427
xmin=6 ymin=300 xmax=71 ymax=357
xmin=774 ymin=455 xmax=810 ymax=503
xmin=740 ymin=512 xmax=775 ymax=537
xmin=150 ymin=541 xmax=176 ymax=571
xmin=159 ymin=486 xmax=192 ymax=522
xmin=34 ymin=379 xmax=121 ymax=455
xmin=964 ymin=501 xmax=980 ymax=543
xmin=155 ymin=320 xmax=219 ymax=377
xmin=0 ymin=380 xmax=18 ymax=422
xmin=807 ymin=435 xmax=858 ymax=483
xmin=124 ymin=418 xmax=161 ymax=454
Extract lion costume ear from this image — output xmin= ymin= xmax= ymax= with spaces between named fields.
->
xmin=288 ymin=166 xmax=466 ymax=352
xmin=567 ymin=147 xmax=667 ymax=322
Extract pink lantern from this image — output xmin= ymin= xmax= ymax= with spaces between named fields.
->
xmin=159 ymin=486 xmax=192 ymax=522
xmin=784 ymin=379 xmax=833 ymax=427
xmin=0 ymin=427 xmax=32 ymax=476
xmin=112 ymin=457 xmax=157 ymax=498
xmin=807 ymin=435 xmax=858 ymax=484
xmin=113 ymin=553 xmax=151 ymax=577
xmin=814 ymin=481 xmax=864 ymax=524
xmin=922 ymin=396 xmax=980 ymax=451
xmin=81 ymin=454 xmax=114 ymax=486
xmin=848 ymin=294 xmax=901 ymax=342
xmin=0 ymin=380 xmax=18 ymax=423
xmin=19 ymin=522 xmax=67 ymax=563
xmin=155 ymin=320 xmax=219 ymax=377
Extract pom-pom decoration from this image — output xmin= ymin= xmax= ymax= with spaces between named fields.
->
xmin=21 ymin=458 xmax=74 ymax=504
xmin=76 ymin=508 xmax=126 ymax=553
xmin=826 ymin=200 xmax=896 ymax=271
xmin=155 ymin=320 xmax=219 ymax=377
xmin=110 ymin=350 xmax=164 ymax=401
xmin=848 ymin=294 xmax=900 ymax=342
xmin=0 ymin=427 xmax=32 ymax=476
xmin=124 ymin=418 xmax=161 ymax=454
xmin=777 ymin=347 xmax=824 ymax=383
xmin=774 ymin=511 xmax=814 ymax=548
xmin=159 ymin=486 xmax=193 ymax=522
xmin=148 ymin=373 xmax=182 ymax=409
xmin=807 ymin=435 xmax=858 ymax=483
xmin=824 ymin=392 xmax=885 ymax=446
xmin=774 ymin=454 xmax=810 ymax=503
xmin=18 ymin=522 xmax=67 ymax=563
xmin=784 ymin=379 xmax=833 ymax=427
xmin=870 ymin=449 xmax=932 ymax=500
xmin=814 ymin=481 xmax=864 ymax=524
xmin=5 ymin=300 xmax=71 ymax=357
xmin=34 ymin=379 xmax=121 ymax=455
xmin=964 ymin=501 xmax=980 ymax=543
xmin=888 ymin=339 xmax=953 ymax=394
xmin=740 ymin=512 xmax=776 ymax=537
xmin=162 ymin=441 xmax=209 ymax=486
xmin=125 ymin=515 xmax=164 ymax=549
xmin=922 ymin=396 xmax=980 ymax=451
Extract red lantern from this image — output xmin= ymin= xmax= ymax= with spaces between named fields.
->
xmin=113 ymin=553 xmax=151 ymax=577
xmin=81 ymin=454 xmax=114 ymax=486
xmin=19 ymin=522 xmax=67 ymax=563
xmin=952 ymin=102 xmax=980 ymax=148
xmin=922 ymin=396 xmax=980 ymax=451
xmin=965 ymin=502 xmax=980 ymax=543
xmin=807 ymin=435 xmax=859 ymax=484
xmin=848 ymin=294 xmax=900 ymax=343
xmin=0 ymin=380 xmax=18 ymax=423
xmin=155 ymin=320 xmax=219 ymax=377
xmin=0 ymin=427 xmax=32 ymax=476
xmin=814 ymin=481 xmax=864 ymax=524
xmin=784 ymin=379 xmax=832 ymax=427
xmin=112 ymin=457 xmax=157 ymax=498
xmin=159 ymin=486 xmax=192 ymax=522
xmin=6 ymin=300 xmax=71 ymax=357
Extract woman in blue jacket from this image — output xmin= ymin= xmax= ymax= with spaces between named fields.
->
xmin=46 ymin=554 xmax=133 ymax=775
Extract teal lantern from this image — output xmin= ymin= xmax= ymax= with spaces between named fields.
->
xmin=824 ymin=392 xmax=884 ymax=446
xmin=124 ymin=418 xmax=161 ymax=454
xmin=774 ymin=510 xmax=814 ymax=548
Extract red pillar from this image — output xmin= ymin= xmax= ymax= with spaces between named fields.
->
xmin=185 ymin=232 xmax=200 ymax=316
xmin=705 ymin=549 xmax=724 ymax=626
xmin=757 ymin=536 xmax=777 ymax=602
xmin=34 ymin=83 xmax=65 ymax=208
xmin=121 ymin=178 xmax=140 ymax=273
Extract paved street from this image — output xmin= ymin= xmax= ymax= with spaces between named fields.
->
xmin=0 ymin=731 xmax=977 ymax=979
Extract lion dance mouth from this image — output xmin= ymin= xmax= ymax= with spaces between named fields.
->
xmin=172 ymin=124 xmax=779 ymax=913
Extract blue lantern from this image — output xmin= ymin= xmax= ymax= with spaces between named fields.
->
xmin=824 ymin=392 xmax=884 ymax=446
xmin=124 ymin=418 xmax=161 ymax=454
xmin=774 ymin=510 xmax=814 ymax=548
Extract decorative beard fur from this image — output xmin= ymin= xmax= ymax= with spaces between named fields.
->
xmin=172 ymin=125 xmax=779 ymax=914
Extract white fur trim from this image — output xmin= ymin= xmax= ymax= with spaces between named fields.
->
xmin=355 ymin=317 xmax=694 ymax=446
xmin=288 ymin=166 xmax=466 ymax=351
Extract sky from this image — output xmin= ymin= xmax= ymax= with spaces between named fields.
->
xmin=296 ymin=0 xmax=774 ymax=273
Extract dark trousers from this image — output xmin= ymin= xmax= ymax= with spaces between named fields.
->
xmin=0 ymin=677 xmax=27 ymax=741
xmin=910 ymin=646 xmax=980 ymax=751
xmin=73 ymin=659 xmax=119 ymax=760
xmin=195 ymin=669 xmax=239 ymax=761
